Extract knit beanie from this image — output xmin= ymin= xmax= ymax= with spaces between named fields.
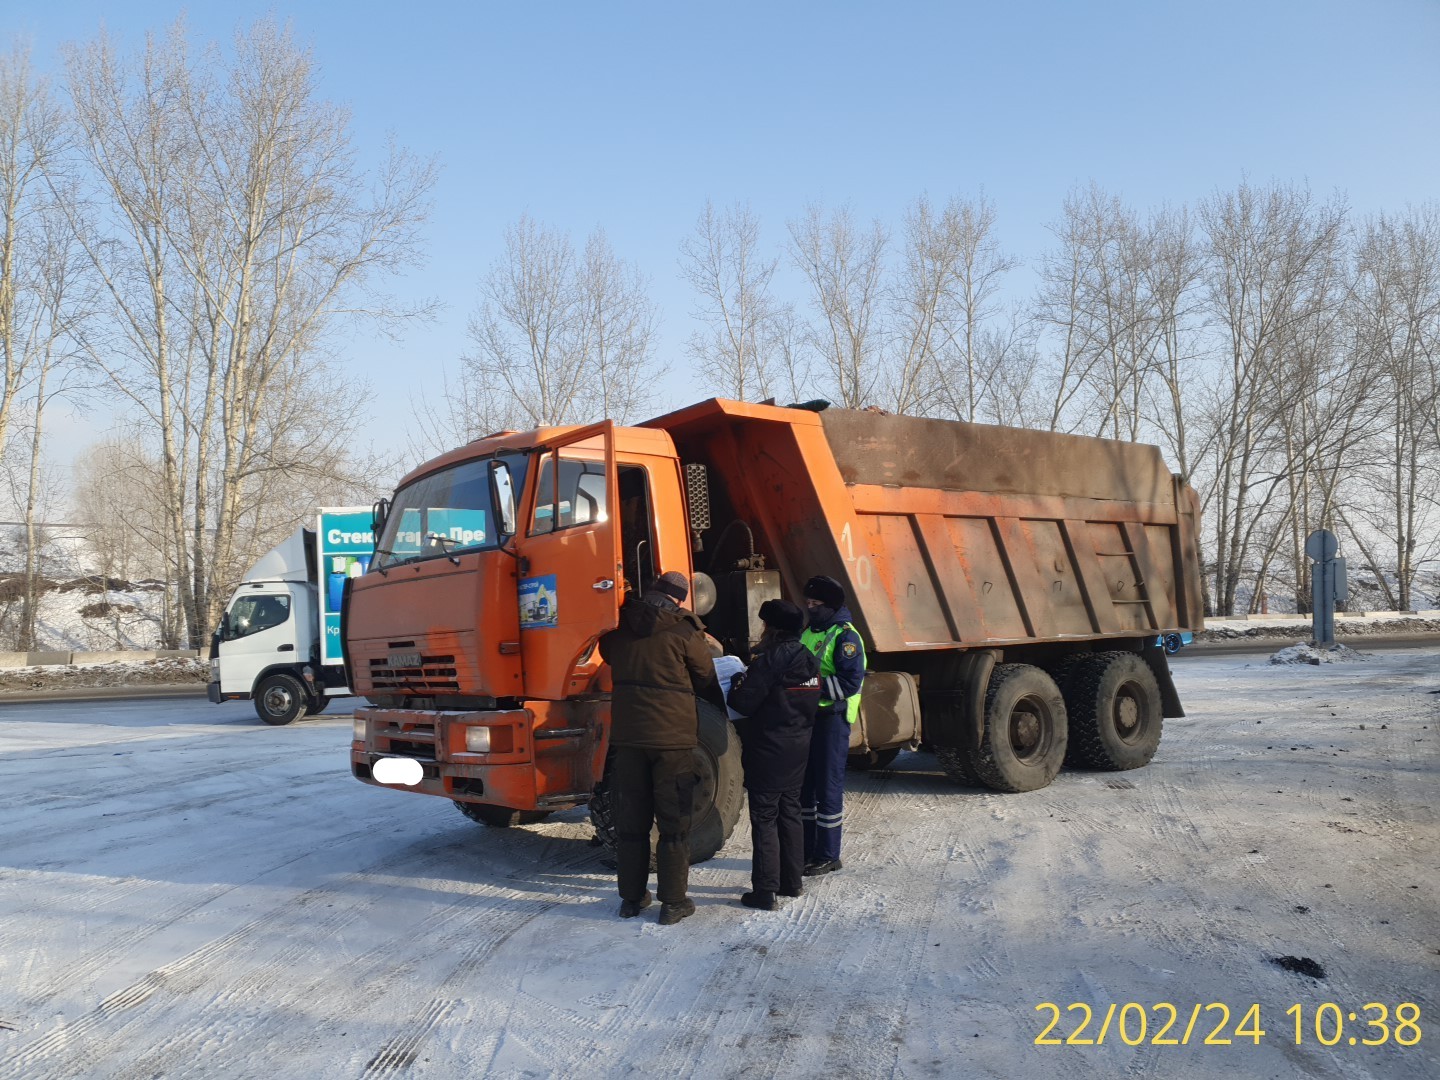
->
xmin=650 ymin=570 xmax=689 ymax=603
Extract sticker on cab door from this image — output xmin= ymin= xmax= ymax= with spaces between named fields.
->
xmin=519 ymin=575 xmax=559 ymax=629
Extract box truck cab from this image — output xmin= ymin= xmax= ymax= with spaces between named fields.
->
xmin=209 ymin=510 xmax=374 ymax=724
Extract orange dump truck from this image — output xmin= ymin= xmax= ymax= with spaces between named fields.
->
xmin=347 ymin=400 xmax=1203 ymax=860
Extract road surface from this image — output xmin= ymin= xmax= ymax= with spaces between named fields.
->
xmin=0 ymin=648 xmax=1435 ymax=1078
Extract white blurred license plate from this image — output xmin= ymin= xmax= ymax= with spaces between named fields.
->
xmin=373 ymin=756 xmax=423 ymax=786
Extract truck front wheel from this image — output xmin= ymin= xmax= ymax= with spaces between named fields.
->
xmin=589 ymin=698 xmax=744 ymax=865
xmin=972 ymin=664 xmax=1068 ymax=793
xmin=255 ymin=673 xmax=307 ymax=726
xmin=1063 ymin=652 xmax=1163 ymax=770
xmin=454 ymin=801 xmax=552 ymax=828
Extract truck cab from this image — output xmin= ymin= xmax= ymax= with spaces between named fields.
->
xmin=346 ymin=421 xmax=702 ymax=816
xmin=211 ymin=578 xmax=319 ymax=723
xmin=209 ymin=517 xmax=371 ymax=724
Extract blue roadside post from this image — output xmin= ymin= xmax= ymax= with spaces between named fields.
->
xmin=1305 ymin=529 xmax=1346 ymax=648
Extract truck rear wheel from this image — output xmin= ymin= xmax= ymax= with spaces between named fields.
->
xmin=255 ymin=673 xmax=307 ymax=726
xmin=589 ymin=698 xmax=744 ymax=865
xmin=972 ymin=664 xmax=1068 ymax=793
xmin=1063 ymin=652 xmax=1163 ymax=770
xmin=453 ymin=801 xmax=552 ymax=828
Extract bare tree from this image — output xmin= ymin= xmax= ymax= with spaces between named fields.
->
xmin=13 ymin=225 xmax=89 ymax=650
xmin=1345 ymin=207 xmax=1440 ymax=610
xmin=1035 ymin=185 xmax=1165 ymax=439
xmin=679 ymin=200 xmax=779 ymax=401
xmin=466 ymin=215 xmax=586 ymax=428
xmin=1140 ymin=204 xmax=1206 ymax=482
xmin=766 ymin=304 xmax=813 ymax=405
xmin=460 ymin=217 xmax=661 ymax=435
xmin=788 ymin=204 xmax=887 ymax=408
xmin=1198 ymin=180 xmax=1346 ymax=615
xmin=1035 ymin=192 xmax=1108 ymax=432
xmin=924 ymin=193 xmax=1018 ymax=423
xmin=62 ymin=20 xmax=435 ymax=645
xmin=577 ymin=228 xmax=661 ymax=422
xmin=0 ymin=45 xmax=67 ymax=473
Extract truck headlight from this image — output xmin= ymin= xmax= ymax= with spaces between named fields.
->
xmin=464 ymin=726 xmax=491 ymax=753
xmin=209 ymin=658 xmax=220 ymax=681
xmin=353 ymin=718 xmax=366 ymax=742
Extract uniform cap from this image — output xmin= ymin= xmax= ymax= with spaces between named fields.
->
xmin=758 ymin=598 xmax=806 ymax=634
xmin=802 ymin=575 xmax=845 ymax=609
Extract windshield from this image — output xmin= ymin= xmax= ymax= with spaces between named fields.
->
xmin=374 ymin=451 xmax=530 ymax=569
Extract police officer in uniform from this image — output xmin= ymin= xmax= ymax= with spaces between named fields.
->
xmin=726 ymin=599 xmax=821 ymax=909
xmin=798 ymin=575 xmax=866 ymax=875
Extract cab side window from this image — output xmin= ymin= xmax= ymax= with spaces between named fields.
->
xmin=531 ymin=453 xmax=607 ymax=535
xmin=229 ymin=594 xmax=291 ymax=639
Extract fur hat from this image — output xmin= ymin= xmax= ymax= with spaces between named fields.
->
xmin=758 ymin=598 xmax=806 ymax=634
xmin=650 ymin=570 xmax=689 ymax=603
xmin=802 ymin=575 xmax=845 ymax=609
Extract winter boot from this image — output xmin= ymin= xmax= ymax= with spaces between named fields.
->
xmin=741 ymin=891 xmax=777 ymax=910
xmin=657 ymin=898 xmax=696 ymax=925
xmin=802 ymin=858 xmax=842 ymax=877
xmin=618 ymin=890 xmax=653 ymax=918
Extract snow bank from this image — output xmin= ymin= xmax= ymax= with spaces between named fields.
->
xmin=1268 ymin=642 xmax=1369 ymax=665
xmin=0 ymin=656 xmax=208 ymax=692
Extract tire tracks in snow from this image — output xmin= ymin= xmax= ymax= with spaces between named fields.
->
xmin=94 ymin=838 xmax=602 ymax=1080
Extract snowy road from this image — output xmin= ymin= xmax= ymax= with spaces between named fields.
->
xmin=0 ymin=650 xmax=1436 ymax=1079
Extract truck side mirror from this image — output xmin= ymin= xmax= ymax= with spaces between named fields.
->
xmin=371 ymin=498 xmax=390 ymax=539
xmin=489 ymin=459 xmax=517 ymax=537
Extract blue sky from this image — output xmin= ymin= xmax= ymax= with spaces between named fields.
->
xmin=9 ymin=0 xmax=1440 ymax=470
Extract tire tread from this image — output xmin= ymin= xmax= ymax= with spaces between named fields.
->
xmin=1063 ymin=651 xmax=1162 ymax=771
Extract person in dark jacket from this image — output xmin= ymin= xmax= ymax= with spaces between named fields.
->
xmin=799 ymin=574 xmax=866 ymax=875
xmin=597 ymin=570 xmax=720 ymax=926
xmin=727 ymin=598 xmax=821 ymax=910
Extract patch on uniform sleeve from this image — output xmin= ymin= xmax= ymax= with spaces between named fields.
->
xmin=842 ymin=642 xmax=858 ymax=658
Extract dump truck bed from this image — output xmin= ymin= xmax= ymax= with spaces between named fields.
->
xmin=652 ymin=401 xmax=1204 ymax=656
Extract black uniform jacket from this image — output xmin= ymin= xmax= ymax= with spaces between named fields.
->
xmin=726 ymin=639 xmax=822 ymax=792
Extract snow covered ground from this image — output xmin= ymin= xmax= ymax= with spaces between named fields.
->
xmin=0 ymin=649 xmax=1435 ymax=1079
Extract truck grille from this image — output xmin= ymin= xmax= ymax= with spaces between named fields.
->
xmin=368 ymin=653 xmax=460 ymax=693
xmin=372 ymin=721 xmax=438 ymax=761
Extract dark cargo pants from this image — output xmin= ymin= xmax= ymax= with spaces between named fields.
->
xmin=747 ymin=788 xmax=804 ymax=895
xmin=611 ymin=746 xmax=697 ymax=906
xmin=800 ymin=710 xmax=850 ymax=863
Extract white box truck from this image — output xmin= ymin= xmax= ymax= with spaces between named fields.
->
xmin=207 ymin=508 xmax=374 ymax=724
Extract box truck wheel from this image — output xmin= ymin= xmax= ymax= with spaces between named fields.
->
xmin=255 ymin=673 xmax=307 ymax=726
xmin=588 ymin=699 xmax=743 ymax=865
xmin=1062 ymin=652 xmax=1163 ymax=770
xmin=972 ymin=664 xmax=1068 ymax=793
xmin=453 ymin=801 xmax=551 ymax=828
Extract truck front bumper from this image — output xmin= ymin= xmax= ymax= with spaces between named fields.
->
xmin=206 ymin=681 xmax=222 ymax=704
xmin=350 ymin=704 xmax=601 ymax=811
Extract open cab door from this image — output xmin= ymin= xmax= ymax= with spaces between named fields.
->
xmin=516 ymin=421 xmax=622 ymax=701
